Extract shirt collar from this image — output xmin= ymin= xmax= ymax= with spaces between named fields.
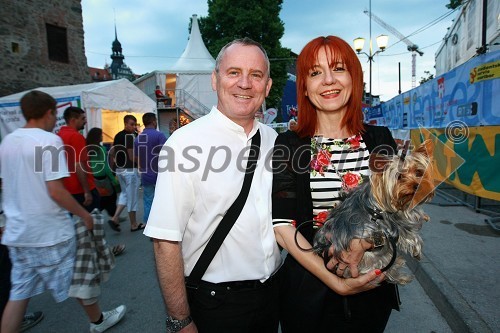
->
xmin=59 ymin=125 xmax=77 ymax=133
xmin=211 ymin=107 xmax=260 ymax=139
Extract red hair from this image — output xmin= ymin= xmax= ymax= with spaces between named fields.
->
xmin=295 ymin=36 xmax=364 ymax=138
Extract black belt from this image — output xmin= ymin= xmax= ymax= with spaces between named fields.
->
xmin=186 ymin=274 xmax=277 ymax=291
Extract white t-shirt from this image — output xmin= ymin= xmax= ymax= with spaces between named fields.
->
xmin=0 ymin=128 xmax=74 ymax=247
xmin=144 ymin=107 xmax=282 ymax=283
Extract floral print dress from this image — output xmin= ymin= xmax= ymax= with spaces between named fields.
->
xmin=310 ymin=134 xmax=370 ymax=226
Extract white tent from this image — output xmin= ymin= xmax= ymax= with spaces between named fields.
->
xmin=0 ymin=78 xmax=156 ymax=142
xmin=134 ymin=14 xmax=217 ymax=118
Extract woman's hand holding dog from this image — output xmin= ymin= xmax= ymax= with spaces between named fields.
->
xmin=275 ymin=225 xmax=385 ymax=296
xmin=324 ymin=238 xmax=374 ymax=277
xmin=322 ymin=238 xmax=385 ymax=295
xmin=339 ymin=269 xmax=385 ymax=294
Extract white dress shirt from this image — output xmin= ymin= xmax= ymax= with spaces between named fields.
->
xmin=144 ymin=107 xmax=282 ymax=283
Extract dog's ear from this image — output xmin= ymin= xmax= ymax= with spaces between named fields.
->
xmin=369 ymin=154 xmax=393 ymax=173
xmin=413 ymin=139 xmax=434 ymax=157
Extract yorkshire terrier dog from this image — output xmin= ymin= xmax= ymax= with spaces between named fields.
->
xmin=313 ymin=140 xmax=435 ymax=285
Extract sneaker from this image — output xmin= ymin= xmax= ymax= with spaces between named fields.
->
xmin=20 ymin=311 xmax=44 ymax=332
xmin=89 ymin=305 xmax=126 ymax=333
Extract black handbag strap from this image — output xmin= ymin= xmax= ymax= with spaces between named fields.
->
xmin=186 ymin=129 xmax=261 ymax=288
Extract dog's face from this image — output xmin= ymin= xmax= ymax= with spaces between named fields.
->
xmin=370 ymin=140 xmax=435 ymax=212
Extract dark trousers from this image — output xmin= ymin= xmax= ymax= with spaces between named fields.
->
xmin=99 ymin=190 xmax=117 ymax=217
xmin=186 ymin=274 xmax=280 ymax=333
xmin=0 ymin=244 xmax=12 ymax=318
xmin=279 ymin=256 xmax=398 ymax=333
xmin=72 ymin=188 xmax=101 ymax=213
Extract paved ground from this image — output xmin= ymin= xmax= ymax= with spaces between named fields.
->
xmin=407 ymin=191 xmax=500 ymax=333
xmin=8 ymin=187 xmax=500 ymax=332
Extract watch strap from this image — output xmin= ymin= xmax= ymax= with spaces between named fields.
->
xmin=166 ymin=315 xmax=192 ymax=333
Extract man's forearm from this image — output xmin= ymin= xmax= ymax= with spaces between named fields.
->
xmin=153 ymin=240 xmax=191 ymax=319
xmin=46 ymin=179 xmax=92 ymax=220
xmin=75 ymin=163 xmax=91 ymax=193
xmin=127 ymin=148 xmax=135 ymax=164
xmin=275 ymin=225 xmax=355 ymax=295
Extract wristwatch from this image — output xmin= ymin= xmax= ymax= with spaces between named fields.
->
xmin=166 ymin=315 xmax=192 ymax=333
xmin=367 ymin=231 xmax=386 ymax=251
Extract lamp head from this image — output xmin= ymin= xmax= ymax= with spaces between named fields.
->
xmin=376 ymin=34 xmax=389 ymax=51
xmin=353 ymin=37 xmax=365 ymax=53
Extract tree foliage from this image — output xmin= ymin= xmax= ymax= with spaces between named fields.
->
xmin=446 ymin=0 xmax=463 ymax=10
xmin=197 ymin=0 xmax=292 ymax=110
xmin=419 ymin=70 xmax=434 ymax=84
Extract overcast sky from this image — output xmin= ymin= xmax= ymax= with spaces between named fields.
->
xmin=81 ymin=0 xmax=457 ymax=101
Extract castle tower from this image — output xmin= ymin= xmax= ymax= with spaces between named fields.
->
xmin=108 ymin=24 xmax=134 ymax=81
xmin=0 ymin=0 xmax=90 ymax=96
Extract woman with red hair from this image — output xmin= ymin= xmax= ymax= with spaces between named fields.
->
xmin=272 ymin=36 xmax=400 ymax=332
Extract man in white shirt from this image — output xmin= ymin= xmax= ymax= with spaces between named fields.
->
xmin=144 ymin=38 xmax=281 ymax=333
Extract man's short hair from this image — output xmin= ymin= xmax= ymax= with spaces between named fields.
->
xmin=124 ymin=115 xmax=137 ymax=124
xmin=142 ymin=112 xmax=157 ymax=126
xmin=20 ymin=90 xmax=57 ymax=121
xmin=63 ymin=106 xmax=85 ymax=124
xmin=215 ymin=37 xmax=270 ymax=77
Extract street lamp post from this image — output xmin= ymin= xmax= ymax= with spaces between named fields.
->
xmin=353 ymin=34 xmax=388 ymax=106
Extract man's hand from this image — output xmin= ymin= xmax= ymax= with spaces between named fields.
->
xmin=83 ymin=192 xmax=93 ymax=206
xmin=82 ymin=212 xmax=94 ymax=231
xmin=46 ymin=179 xmax=95 ymax=231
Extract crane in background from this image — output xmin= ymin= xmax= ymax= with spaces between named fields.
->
xmin=364 ymin=10 xmax=424 ymax=88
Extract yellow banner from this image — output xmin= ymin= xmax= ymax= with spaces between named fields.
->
xmin=411 ymin=126 xmax=500 ymax=201
xmin=469 ymin=60 xmax=500 ymax=84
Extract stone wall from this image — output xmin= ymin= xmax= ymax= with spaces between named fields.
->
xmin=0 ymin=0 xmax=90 ymax=97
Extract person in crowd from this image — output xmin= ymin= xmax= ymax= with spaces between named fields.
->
xmin=0 ymin=91 xmax=125 ymax=333
xmin=154 ymin=85 xmax=165 ymax=99
xmin=155 ymin=85 xmax=173 ymax=107
xmin=272 ymin=35 xmax=400 ymax=333
xmin=85 ymin=128 xmax=125 ymax=256
xmin=144 ymin=38 xmax=382 ymax=333
xmin=57 ymin=107 xmax=99 ymax=211
xmin=59 ymin=110 xmax=125 ymax=256
xmin=133 ymin=113 xmax=167 ymax=223
xmin=110 ymin=115 xmax=145 ymax=232
xmin=86 ymin=128 xmax=120 ymax=219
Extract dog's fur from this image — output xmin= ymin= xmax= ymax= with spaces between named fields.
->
xmin=313 ymin=140 xmax=435 ymax=285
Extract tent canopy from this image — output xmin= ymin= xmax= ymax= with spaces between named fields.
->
xmin=0 ymin=78 xmax=156 ymax=141
xmin=0 ymin=79 xmax=155 ymax=113
xmin=134 ymin=14 xmax=217 ymax=113
xmin=170 ymin=14 xmax=215 ymax=72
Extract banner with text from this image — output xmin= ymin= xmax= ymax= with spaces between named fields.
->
xmin=370 ymin=50 xmax=500 ymax=129
xmin=0 ymin=96 xmax=81 ymax=138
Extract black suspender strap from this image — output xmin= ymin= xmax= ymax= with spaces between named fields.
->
xmin=186 ymin=129 xmax=261 ymax=289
